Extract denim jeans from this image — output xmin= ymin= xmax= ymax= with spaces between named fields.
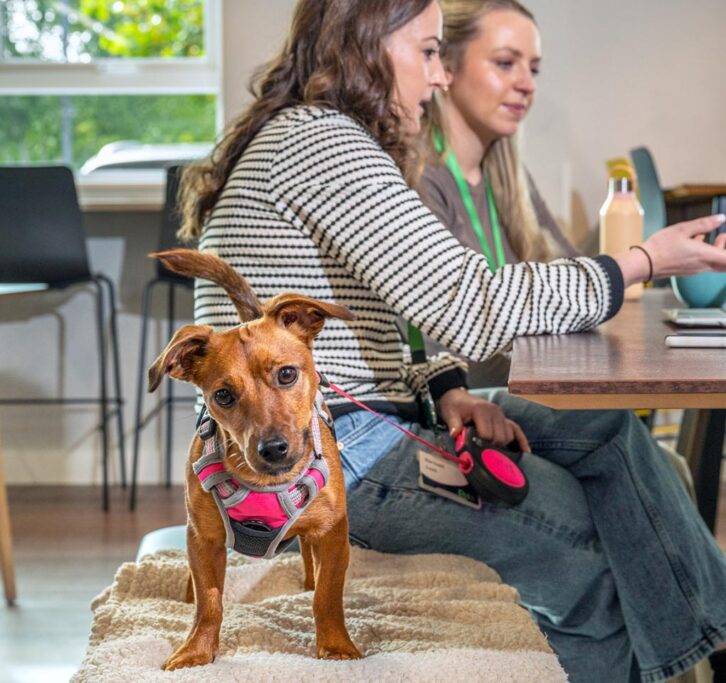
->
xmin=336 ymin=391 xmax=726 ymax=683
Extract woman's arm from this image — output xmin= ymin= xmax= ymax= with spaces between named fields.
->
xmin=269 ymin=111 xmax=618 ymax=363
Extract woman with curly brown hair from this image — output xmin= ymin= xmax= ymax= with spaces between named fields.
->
xmin=179 ymin=1 xmax=726 ymax=680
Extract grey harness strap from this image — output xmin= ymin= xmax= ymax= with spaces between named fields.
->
xmin=192 ymin=390 xmax=332 ymax=560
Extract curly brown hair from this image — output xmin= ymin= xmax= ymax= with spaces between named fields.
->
xmin=179 ymin=0 xmax=434 ymax=241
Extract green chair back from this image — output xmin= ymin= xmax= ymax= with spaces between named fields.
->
xmin=630 ymin=147 xmax=667 ymax=240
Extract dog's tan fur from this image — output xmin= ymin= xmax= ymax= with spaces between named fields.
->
xmin=148 ymin=249 xmax=361 ymax=670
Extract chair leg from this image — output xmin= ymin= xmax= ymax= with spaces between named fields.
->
xmin=0 ymin=438 xmax=17 ymax=606
xmin=92 ymin=279 xmax=110 ymax=511
xmin=678 ymin=409 xmax=726 ymax=532
xmin=130 ymin=279 xmax=157 ymax=511
xmin=98 ymin=273 xmax=126 ymax=489
xmin=165 ymin=283 xmax=176 ymax=488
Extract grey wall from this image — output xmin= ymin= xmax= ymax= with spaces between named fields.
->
xmin=524 ymin=0 xmax=726 ymax=245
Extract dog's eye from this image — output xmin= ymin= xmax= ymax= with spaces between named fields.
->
xmin=277 ymin=366 xmax=298 ymax=386
xmin=213 ymin=388 xmax=235 ymax=407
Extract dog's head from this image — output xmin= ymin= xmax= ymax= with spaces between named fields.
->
xmin=148 ymin=249 xmax=354 ymax=480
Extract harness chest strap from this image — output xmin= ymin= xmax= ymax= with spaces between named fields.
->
xmin=192 ymin=390 xmax=332 ymax=560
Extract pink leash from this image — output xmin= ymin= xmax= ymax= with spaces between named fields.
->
xmin=320 ymin=373 xmax=529 ymax=506
xmin=323 ymin=378 xmax=460 ymax=465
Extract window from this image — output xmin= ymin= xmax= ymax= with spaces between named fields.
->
xmin=1 ymin=0 xmax=207 ymax=62
xmin=0 ymin=0 xmax=220 ymax=171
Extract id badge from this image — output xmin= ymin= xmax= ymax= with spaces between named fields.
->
xmin=417 ymin=449 xmax=481 ymax=510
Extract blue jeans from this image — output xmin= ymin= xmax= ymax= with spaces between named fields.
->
xmin=337 ymin=391 xmax=726 ymax=683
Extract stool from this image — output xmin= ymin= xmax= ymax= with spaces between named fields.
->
xmin=129 ymin=166 xmax=195 ymax=510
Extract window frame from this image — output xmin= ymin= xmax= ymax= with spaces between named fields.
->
xmin=0 ymin=0 xmax=221 ymax=96
xmin=0 ymin=0 xmax=223 ymax=209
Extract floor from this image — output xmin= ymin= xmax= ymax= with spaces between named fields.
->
xmin=0 ymin=485 xmax=185 ymax=683
xmin=1 ymin=476 xmax=725 ymax=683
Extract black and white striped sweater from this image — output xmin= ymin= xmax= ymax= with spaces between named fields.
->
xmin=197 ymin=106 xmax=623 ymax=418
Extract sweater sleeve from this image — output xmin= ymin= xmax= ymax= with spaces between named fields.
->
xmin=269 ymin=111 xmax=622 ymax=363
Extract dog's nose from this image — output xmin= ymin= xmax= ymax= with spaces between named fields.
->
xmin=257 ymin=436 xmax=289 ymax=462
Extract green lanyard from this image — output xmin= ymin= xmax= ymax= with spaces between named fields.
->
xmin=408 ymin=131 xmax=505 ymax=372
xmin=433 ymin=129 xmax=506 ymax=272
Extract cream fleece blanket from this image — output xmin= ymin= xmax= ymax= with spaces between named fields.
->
xmin=73 ymin=547 xmax=566 ymax=682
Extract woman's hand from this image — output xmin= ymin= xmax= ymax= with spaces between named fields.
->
xmin=615 ymin=214 xmax=726 ymax=286
xmin=437 ymin=388 xmax=530 ymax=453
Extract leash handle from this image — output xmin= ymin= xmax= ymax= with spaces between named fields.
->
xmin=324 ymin=380 xmax=460 ymax=465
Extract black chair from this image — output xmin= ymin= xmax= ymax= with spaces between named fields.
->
xmin=129 ymin=166 xmax=195 ymax=510
xmin=0 ymin=166 xmax=125 ymax=510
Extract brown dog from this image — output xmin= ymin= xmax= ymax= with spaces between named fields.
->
xmin=148 ymin=249 xmax=361 ymax=669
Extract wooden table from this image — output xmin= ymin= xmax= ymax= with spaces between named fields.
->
xmin=508 ymin=289 xmax=725 ymax=530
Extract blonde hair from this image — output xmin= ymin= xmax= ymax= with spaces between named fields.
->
xmin=426 ymin=0 xmax=556 ymax=261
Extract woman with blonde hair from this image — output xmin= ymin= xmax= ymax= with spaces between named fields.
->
xmin=417 ymin=0 xmax=726 ymax=680
xmin=418 ymin=0 xmax=577 ymax=387
xmin=179 ymin=0 xmax=726 ymax=680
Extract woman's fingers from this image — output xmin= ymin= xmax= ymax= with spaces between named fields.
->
xmin=491 ymin=418 xmax=512 ymax=446
xmin=645 ymin=214 xmax=726 ymax=277
xmin=510 ymin=421 xmax=531 ymax=453
xmin=678 ymin=213 xmax=725 ymax=238
xmin=472 ymin=412 xmax=493 ymax=441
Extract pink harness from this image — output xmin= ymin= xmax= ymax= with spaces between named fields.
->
xmin=192 ymin=390 xmax=332 ymax=559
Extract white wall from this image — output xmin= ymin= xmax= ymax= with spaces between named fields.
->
xmin=2 ymin=0 xmax=725 ymax=486
xmin=221 ymin=0 xmax=296 ymax=123
xmin=525 ymin=0 xmax=726 ymax=246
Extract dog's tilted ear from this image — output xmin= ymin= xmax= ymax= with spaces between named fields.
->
xmin=151 ymin=249 xmax=264 ymax=323
xmin=265 ymin=294 xmax=355 ymax=346
xmin=148 ymin=324 xmax=213 ymax=392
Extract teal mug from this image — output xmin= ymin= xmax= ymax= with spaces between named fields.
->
xmin=671 ymin=272 xmax=726 ymax=308
xmin=672 ymin=196 xmax=726 ymax=308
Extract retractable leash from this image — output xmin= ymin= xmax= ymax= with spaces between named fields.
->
xmin=318 ymin=374 xmax=528 ymax=507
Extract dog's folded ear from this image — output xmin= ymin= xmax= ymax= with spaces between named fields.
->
xmin=148 ymin=324 xmax=214 ymax=392
xmin=265 ymin=294 xmax=355 ymax=346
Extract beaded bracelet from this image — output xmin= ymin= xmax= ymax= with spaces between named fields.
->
xmin=629 ymin=245 xmax=653 ymax=284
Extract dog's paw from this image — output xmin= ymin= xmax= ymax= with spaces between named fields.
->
xmin=162 ymin=645 xmax=215 ymax=670
xmin=317 ymin=639 xmax=362 ymax=660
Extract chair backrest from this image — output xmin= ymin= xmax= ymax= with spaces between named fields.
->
xmin=0 ymin=166 xmax=91 ymax=286
xmin=630 ymin=147 xmax=667 ymax=240
xmin=157 ymin=165 xmax=193 ymax=284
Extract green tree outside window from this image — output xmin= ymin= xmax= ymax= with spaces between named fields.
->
xmin=0 ymin=1 xmax=214 ymax=168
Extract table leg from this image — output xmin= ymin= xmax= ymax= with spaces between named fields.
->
xmin=0 ymin=439 xmax=17 ymax=605
xmin=678 ymin=409 xmax=726 ymax=532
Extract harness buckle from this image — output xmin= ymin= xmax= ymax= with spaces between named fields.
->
xmin=199 ymin=416 xmax=217 ymax=441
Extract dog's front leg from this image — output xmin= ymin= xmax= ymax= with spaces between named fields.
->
xmin=299 ymin=536 xmax=316 ymax=592
xmin=310 ymin=519 xmax=362 ymax=660
xmin=163 ymin=523 xmax=227 ymax=670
